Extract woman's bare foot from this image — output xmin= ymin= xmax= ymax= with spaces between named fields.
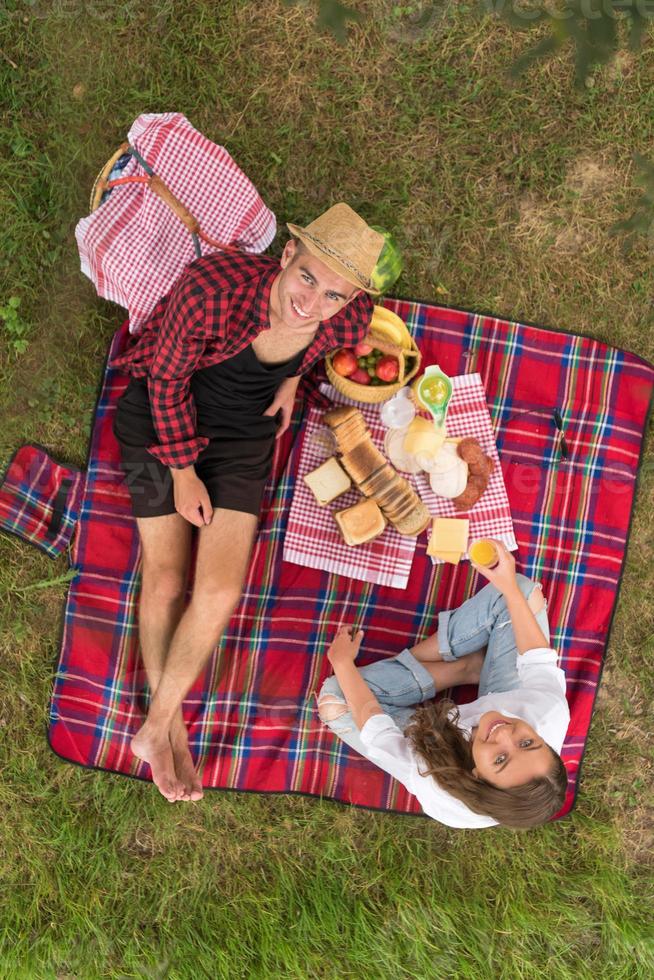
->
xmin=170 ymin=718 xmax=204 ymax=802
xmin=131 ymin=722 xmax=182 ymax=802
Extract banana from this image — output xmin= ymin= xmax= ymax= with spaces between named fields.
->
xmin=371 ymin=305 xmax=414 ymax=349
xmin=369 ymin=325 xmax=402 ymax=350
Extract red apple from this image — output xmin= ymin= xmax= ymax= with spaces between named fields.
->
xmin=376 ymin=355 xmax=400 ymax=382
xmin=349 ymin=367 xmax=372 ymax=385
xmin=354 ymin=340 xmax=374 ymax=357
xmin=332 ymin=348 xmax=358 ymax=377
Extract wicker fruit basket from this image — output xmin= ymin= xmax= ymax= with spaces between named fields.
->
xmin=325 ymin=331 xmax=422 ymax=404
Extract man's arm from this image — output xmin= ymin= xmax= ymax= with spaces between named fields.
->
xmin=145 ymin=278 xmax=218 ymax=526
xmin=263 ymin=374 xmax=301 ymax=439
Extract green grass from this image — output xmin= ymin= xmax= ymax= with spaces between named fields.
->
xmin=1 ymin=0 xmax=653 ymax=976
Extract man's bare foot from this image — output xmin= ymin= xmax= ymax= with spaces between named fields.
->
xmin=170 ymin=719 xmax=204 ymax=802
xmin=131 ymin=723 xmax=182 ymax=802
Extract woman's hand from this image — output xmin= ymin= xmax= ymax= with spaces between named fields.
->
xmin=327 ymin=626 xmax=364 ymax=669
xmin=171 ymin=466 xmax=213 ymax=527
xmin=471 ymin=540 xmax=519 ymax=596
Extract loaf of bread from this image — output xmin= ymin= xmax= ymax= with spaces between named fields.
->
xmin=324 ymin=407 xmax=431 ymax=537
xmin=334 ymin=498 xmax=386 ymax=547
xmin=323 ymin=406 xmax=368 ymax=454
xmin=304 ymin=457 xmax=352 ymax=506
xmin=340 ymin=441 xmax=387 ymax=485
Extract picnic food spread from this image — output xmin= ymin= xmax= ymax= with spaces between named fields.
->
xmin=325 ymin=305 xmax=421 ymax=402
xmin=413 ymin=364 xmax=452 ymax=426
xmin=369 ymin=228 xmax=404 ymax=294
xmin=291 ymin=306 xmax=515 ymax=572
xmin=428 ymin=443 xmax=469 ymax=499
xmin=427 ymin=517 xmax=470 ymax=565
xmin=451 ymin=438 xmax=495 ymax=511
xmin=322 ymin=406 xmax=431 ymax=539
xmin=469 ymin=538 xmax=499 ymax=568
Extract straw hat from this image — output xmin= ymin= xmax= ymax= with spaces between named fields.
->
xmin=287 ymin=203 xmax=384 ymax=295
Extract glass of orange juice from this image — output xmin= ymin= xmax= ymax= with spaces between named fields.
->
xmin=469 ymin=539 xmax=499 ymax=568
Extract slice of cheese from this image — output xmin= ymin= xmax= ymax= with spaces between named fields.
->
xmin=427 ymin=517 xmax=469 ymax=557
xmin=403 ymin=417 xmax=446 ymax=459
xmin=430 ymin=549 xmax=462 ymax=565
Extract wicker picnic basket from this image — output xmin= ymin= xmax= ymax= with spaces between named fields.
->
xmin=89 ymin=141 xmax=235 ymax=255
xmin=325 ymin=331 xmax=422 ymax=404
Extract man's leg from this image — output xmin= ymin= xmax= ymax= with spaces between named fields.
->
xmin=131 ymin=508 xmax=258 ymax=801
xmin=136 ymin=512 xmax=197 ymax=802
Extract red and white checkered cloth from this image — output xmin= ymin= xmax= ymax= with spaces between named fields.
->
xmin=417 ymin=372 xmax=517 ymax=561
xmin=283 ymin=387 xmax=418 ymax=590
xmin=283 ymin=374 xmax=516 ymax=589
xmin=75 ymin=113 xmax=277 ymax=333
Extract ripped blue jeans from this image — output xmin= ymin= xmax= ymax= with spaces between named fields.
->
xmin=318 ymin=575 xmax=549 ymax=756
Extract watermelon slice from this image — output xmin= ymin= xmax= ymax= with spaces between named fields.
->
xmin=371 ymin=226 xmax=403 ymax=294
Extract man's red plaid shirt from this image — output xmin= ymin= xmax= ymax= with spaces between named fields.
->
xmin=112 ymin=251 xmax=373 ymax=468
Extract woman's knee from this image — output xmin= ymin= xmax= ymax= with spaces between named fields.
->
xmin=317 ymin=676 xmax=348 ymax=724
xmin=527 ymin=586 xmax=545 ymax=615
xmin=515 ymin=574 xmax=545 ymax=607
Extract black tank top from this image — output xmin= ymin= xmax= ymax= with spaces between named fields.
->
xmin=190 ymin=342 xmax=308 ymax=439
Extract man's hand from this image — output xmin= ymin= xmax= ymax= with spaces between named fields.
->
xmin=327 ymin=626 xmax=364 ymax=668
xmin=263 ymin=376 xmax=300 ymax=439
xmin=171 ymin=466 xmax=213 ymax=527
xmin=471 ymin=540 xmax=518 ymax=596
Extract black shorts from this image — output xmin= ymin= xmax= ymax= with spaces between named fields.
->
xmin=113 ymin=381 xmax=278 ymax=519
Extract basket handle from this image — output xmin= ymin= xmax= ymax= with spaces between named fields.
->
xmin=149 ymin=174 xmax=200 ymax=235
xmin=398 ymin=346 xmax=421 ymax=385
xmin=365 ymin=330 xmax=421 ymax=385
xmin=100 ymin=145 xmax=238 ymax=253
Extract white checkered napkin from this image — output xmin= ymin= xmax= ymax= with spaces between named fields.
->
xmin=75 ymin=112 xmax=276 ymax=333
xmin=414 ymin=373 xmax=517 ymax=563
xmin=283 ymin=391 xmax=419 ymax=590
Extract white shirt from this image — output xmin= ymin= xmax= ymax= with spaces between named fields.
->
xmin=359 ymin=647 xmax=570 ymax=829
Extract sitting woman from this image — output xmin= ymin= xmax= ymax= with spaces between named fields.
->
xmin=317 ymin=543 xmax=569 ymax=829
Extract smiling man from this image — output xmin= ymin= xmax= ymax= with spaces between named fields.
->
xmin=111 ymin=203 xmax=384 ymax=802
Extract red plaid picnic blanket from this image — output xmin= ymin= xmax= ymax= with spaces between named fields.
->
xmin=0 ymin=445 xmax=84 ymax=558
xmin=75 ymin=113 xmax=276 ymax=332
xmin=283 ymin=375 xmax=516 ymax=589
xmin=26 ymin=300 xmax=652 ymax=820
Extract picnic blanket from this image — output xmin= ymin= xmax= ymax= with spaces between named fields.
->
xmin=75 ymin=113 xmax=277 ymax=332
xmin=5 ymin=300 xmax=652 ymax=820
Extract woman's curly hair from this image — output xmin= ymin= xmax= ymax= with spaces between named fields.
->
xmin=405 ymin=700 xmax=567 ymax=829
